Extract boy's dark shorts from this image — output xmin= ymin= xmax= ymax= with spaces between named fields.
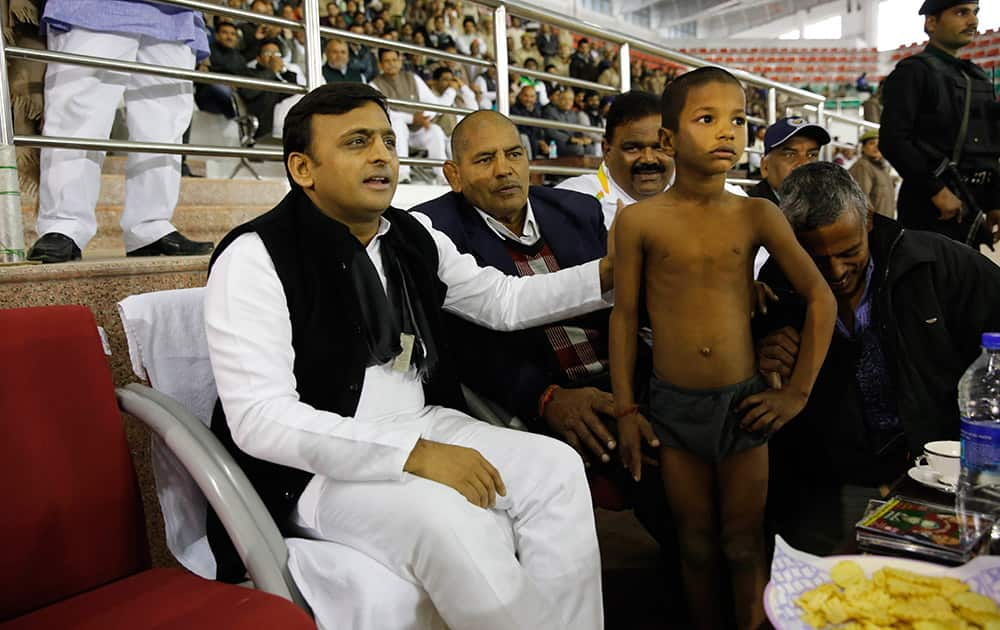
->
xmin=645 ymin=374 xmax=770 ymax=462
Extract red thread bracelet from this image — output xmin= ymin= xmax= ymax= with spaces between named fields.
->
xmin=614 ymin=404 xmax=640 ymax=418
xmin=538 ymin=384 xmax=560 ymax=418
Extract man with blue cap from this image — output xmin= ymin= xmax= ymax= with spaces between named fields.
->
xmin=747 ymin=116 xmax=831 ymax=207
xmin=880 ymin=0 xmax=1000 ymax=246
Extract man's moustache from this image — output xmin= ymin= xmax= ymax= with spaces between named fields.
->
xmin=632 ymin=163 xmax=666 ymax=175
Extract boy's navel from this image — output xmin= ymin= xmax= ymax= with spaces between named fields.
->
xmin=700 ymin=346 xmax=712 ymax=357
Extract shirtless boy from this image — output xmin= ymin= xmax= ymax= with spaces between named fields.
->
xmin=610 ymin=67 xmax=836 ymax=629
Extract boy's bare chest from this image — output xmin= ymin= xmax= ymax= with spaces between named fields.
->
xmin=645 ymin=221 xmax=755 ymax=275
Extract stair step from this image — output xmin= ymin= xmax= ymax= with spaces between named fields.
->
xmin=21 ymin=203 xmax=270 ymax=256
xmin=22 ymin=173 xmax=290 ymax=207
xmin=99 ymin=155 xmax=208 ymax=177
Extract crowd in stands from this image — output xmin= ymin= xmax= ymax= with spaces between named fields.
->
xmin=190 ymin=0 xmax=688 ymax=176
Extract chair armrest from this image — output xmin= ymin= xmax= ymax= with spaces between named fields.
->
xmin=461 ymin=384 xmax=527 ymax=431
xmin=116 ymin=383 xmax=309 ymax=612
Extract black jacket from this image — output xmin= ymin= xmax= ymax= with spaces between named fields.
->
xmin=747 ymin=179 xmax=779 ymax=207
xmin=758 ymin=215 xmax=1000 ymax=491
xmin=881 ymin=44 xmax=1000 ymax=202
xmin=238 ymin=65 xmax=299 ymax=137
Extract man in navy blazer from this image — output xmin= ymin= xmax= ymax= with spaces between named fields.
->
xmin=412 ymin=111 xmax=669 ymax=546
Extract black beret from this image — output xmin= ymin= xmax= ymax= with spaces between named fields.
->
xmin=919 ymin=0 xmax=977 ymax=15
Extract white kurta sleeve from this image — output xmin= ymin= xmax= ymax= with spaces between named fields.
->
xmin=413 ymin=75 xmax=440 ymax=120
xmin=410 ymin=212 xmax=609 ymax=331
xmin=205 ymin=234 xmax=427 ymax=482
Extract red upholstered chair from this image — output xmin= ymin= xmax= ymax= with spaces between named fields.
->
xmin=0 ymin=305 xmax=316 ymax=630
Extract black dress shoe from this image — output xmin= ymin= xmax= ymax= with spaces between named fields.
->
xmin=126 ymin=231 xmax=214 ymax=257
xmin=26 ymin=233 xmax=82 ymax=263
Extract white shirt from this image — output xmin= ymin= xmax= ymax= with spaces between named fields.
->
xmin=204 ymin=211 xmax=607 ymax=490
xmin=475 ymin=199 xmax=541 ymax=246
xmin=557 ymin=162 xmax=769 ymax=276
xmin=370 ymin=73 xmax=441 ymax=125
xmin=430 ymin=84 xmax=478 ymax=113
xmin=473 ymin=74 xmax=496 ymax=110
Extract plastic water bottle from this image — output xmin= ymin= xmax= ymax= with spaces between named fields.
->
xmin=956 ymin=332 xmax=1000 ymax=553
xmin=548 ymin=140 xmax=558 ymax=159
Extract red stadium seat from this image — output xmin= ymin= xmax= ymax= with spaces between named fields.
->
xmin=0 ymin=306 xmax=316 ymax=630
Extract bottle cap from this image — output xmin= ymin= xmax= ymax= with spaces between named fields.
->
xmin=983 ymin=333 xmax=1000 ymax=350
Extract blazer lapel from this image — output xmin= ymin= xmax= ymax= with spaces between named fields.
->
xmin=456 ymin=196 xmax=519 ymax=275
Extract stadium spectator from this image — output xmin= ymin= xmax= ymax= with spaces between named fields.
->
xmin=473 ymin=64 xmax=498 ymax=110
xmin=28 ymin=0 xmax=213 ymax=263
xmin=348 ymin=22 xmax=378 ymax=81
xmin=510 ymin=84 xmax=549 ymax=159
xmin=569 ymin=38 xmax=598 ymax=82
xmin=369 ymin=48 xmax=448 ymax=183
xmin=535 ymin=23 xmax=559 ymax=63
xmin=543 ymin=87 xmax=593 ymax=157
xmin=426 ymin=65 xmax=478 ymax=137
xmin=239 ymin=38 xmax=300 ymax=138
xmin=455 ymin=16 xmax=484 ymax=56
xmin=323 ymin=37 xmax=367 ymax=83
xmin=849 ymin=130 xmax=897 ymax=219
xmin=240 ymin=0 xmax=284 ymax=63
xmin=195 ymin=20 xmax=243 ymax=118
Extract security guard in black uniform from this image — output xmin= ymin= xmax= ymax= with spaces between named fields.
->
xmin=880 ymin=0 xmax=1000 ymax=246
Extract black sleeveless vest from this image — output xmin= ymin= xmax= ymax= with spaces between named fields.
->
xmin=206 ymin=189 xmax=465 ymax=580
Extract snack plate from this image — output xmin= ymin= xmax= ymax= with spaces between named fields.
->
xmin=764 ymin=535 xmax=1000 ymax=629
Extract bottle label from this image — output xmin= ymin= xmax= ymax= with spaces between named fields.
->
xmin=960 ymin=417 xmax=1000 ymax=473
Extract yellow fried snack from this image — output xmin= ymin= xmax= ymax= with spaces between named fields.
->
xmin=794 ymin=560 xmax=997 ymax=629
xmin=952 ymin=592 xmax=1000 ymax=615
xmin=832 ymin=560 xmax=867 ymax=588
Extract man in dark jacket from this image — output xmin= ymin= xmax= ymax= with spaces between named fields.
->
xmin=755 ymin=162 xmax=1000 ymax=555
xmin=412 ymin=110 xmax=671 ymax=547
xmin=568 ymin=38 xmax=598 ymax=82
xmin=195 ymin=20 xmax=245 ymax=118
xmin=510 ymin=84 xmax=549 ymax=159
xmin=880 ymin=0 xmax=999 ymax=245
xmin=238 ymin=38 xmax=300 ymax=137
xmin=322 ymin=38 xmax=366 ymax=83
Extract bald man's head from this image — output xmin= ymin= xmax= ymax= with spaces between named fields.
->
xmin=450 ymin=110 xmax=520 ymax=162
xmin=444 ymin=111 xmax=530 ymax=221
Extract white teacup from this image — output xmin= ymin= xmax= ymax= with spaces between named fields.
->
xmin=915 ymin=440 xmax=961 ymax=486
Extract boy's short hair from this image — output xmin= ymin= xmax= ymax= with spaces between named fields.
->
xmin=432 ymin=65 xmax=453 ymax=81
xmin=604 ymin=90 xmax=660 ymax=143
xmin=660 ymin=66 xmax=743 ymax=131
xmin=282 ymin=83 xmax=391 ymax=189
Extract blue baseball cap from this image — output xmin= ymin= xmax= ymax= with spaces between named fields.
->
xmin=764 ymin=117 xmax=831 ymax=155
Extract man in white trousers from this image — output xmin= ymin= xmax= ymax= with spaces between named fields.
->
xmin=205 ymin=83 xmax=605 ymax=630
xmin=28 ymin=0 xmax=213 ymax=263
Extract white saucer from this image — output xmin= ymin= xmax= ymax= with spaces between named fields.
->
xmin=907 ymin=464 xmax=956 ymax=494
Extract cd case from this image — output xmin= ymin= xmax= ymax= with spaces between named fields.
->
xmin=855 ymin=496 xmax=992 ymax=564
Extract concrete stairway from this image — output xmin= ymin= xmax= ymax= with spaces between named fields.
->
xmin=19 ymin=156 xmax=290 ymax=258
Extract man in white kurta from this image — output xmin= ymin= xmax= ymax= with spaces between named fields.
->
xmin=205 ymin=83 xmax=606 ymax=630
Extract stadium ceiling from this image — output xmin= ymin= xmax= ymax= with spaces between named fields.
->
xmin=617 ymin=0 xmax=835 ymax=36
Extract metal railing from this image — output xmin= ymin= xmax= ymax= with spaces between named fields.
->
xmin=0 ymin=0 xmax=879 ymax=262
